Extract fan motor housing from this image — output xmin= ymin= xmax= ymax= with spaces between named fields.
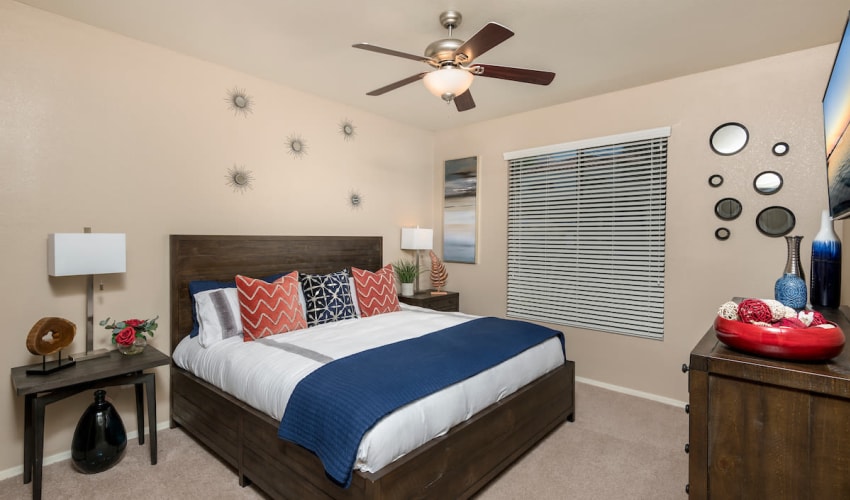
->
xmin=425 ymin=38 xmax=464 ymax=64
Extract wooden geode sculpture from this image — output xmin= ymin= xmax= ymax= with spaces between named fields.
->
xmin=27 ymin=317 xmax=76 ymax=356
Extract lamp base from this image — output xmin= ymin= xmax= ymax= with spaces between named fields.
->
xmin=69 ymin=348 xmax=111 ymax=363
xmin=430 ymin=290 xmax=448 ymax=296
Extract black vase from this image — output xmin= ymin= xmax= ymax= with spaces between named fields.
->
xmin=71 ymin=389 xmax=127 ymax=473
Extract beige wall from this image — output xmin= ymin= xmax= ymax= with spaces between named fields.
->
xmin=434 ymin=44 xmax=839 ymax=403
xmin=0 ymin=1 xmax=434 ymax=474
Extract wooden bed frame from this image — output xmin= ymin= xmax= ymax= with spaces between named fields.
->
xmin=169 ymin=234 xmax=575 ymax=499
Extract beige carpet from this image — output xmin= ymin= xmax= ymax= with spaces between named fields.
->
xmin=0 ymin=382 xmax=688 ymax=499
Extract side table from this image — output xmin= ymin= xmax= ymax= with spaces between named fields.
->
xmin=11 ymin=346 xmax=170 ymax=500
xmin=398 ymin=290 xmax=459 ymax=312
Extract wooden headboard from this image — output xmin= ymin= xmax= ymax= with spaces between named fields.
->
xmin=169 ymin=235 xmax=383 ymax=353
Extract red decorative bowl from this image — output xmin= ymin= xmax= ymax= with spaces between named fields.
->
xmin=714 ymin=316 xmax=846 ymax=361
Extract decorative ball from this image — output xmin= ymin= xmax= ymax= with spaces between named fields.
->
xmin=809 ymin=311 xmax=829 ymax=326
xmin=797 ymin=311 xmax=814 ymax=327
xmin=761 ymin=299 xmax=790 ymax=321
xmin=717 ymin=301 xmax=740 ymax=320
xmin=737 ymin=299 xmax=773 ymax=324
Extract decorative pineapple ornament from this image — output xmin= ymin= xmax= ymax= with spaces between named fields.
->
xmin=429 ymin=250 xmax=448 ymax=295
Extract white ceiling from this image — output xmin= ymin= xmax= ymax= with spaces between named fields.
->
xmin=16 ymin=0 xmax=850 ymax=131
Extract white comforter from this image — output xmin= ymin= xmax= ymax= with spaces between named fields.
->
xmin=172 ymin=305 xmax=564 ymax=474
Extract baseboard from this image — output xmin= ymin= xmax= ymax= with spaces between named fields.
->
xmin=0 ymin=420 xmax=171 ymax=481
xmin=576 ymin=376 xmax=688 ymax=408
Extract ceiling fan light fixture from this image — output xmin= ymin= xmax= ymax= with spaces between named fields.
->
xmin=423 ymin=67 xmax=473 ymax=102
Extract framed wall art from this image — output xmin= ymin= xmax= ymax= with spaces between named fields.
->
xmin=443 ymin=156 xmax=478 ymax=264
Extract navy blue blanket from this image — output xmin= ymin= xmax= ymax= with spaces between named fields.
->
xmin=277 ymin=316 xmax=565 ymax=487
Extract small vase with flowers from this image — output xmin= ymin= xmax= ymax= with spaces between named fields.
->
xmin=100 ymin=316 xmax=158 ymax=355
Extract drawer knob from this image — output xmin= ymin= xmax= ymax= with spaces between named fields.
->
xmin=685 ymin=403 xmax=690 ymax=414
xmin=684 ymin=443 xmax=690 ymax=454
xmin=682 ymin=363 xmax=689 ymax=373
xmin=686 ymin=484 xmax=690 ymax=494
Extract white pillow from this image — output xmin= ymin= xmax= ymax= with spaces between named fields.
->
xmin=195 ymin=287 xmax=242 ymax=347
xmin=349 ymin=277 xmax=362 ymax=318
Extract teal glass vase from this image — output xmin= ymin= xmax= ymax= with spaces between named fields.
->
xmin=775 ymin=235 xmax=807 ymax=310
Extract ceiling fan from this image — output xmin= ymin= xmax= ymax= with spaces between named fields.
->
xmin=352 ymin=11 xmax=556 ymax=112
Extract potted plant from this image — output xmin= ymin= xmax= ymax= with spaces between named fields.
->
xmin=394 ymin=259 xmax=419 ymax=297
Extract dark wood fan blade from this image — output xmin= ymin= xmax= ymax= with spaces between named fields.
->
xmin=454 ymin=23 xmax=514 ymax=63
xmin=473 ymin=64 xmax=556 ymax=85
xmin=366 ymin=73 xmax=427 ymax=96
xmin=353 ymin=43 xmax=433 ymax=64
xmin=454 ymin=90 xmax=476 ymax=112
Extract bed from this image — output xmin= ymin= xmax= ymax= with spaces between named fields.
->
xmin=169 ymin=234 xmax=575 ymax=499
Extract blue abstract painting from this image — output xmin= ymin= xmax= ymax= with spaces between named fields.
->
xmin=443 ymin=157 xmax=477 ymax=264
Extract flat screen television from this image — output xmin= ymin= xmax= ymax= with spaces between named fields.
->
xmin=824 ymin=11 xmax=850 ymax=219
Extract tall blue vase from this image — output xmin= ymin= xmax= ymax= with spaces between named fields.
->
xmin=811 ymin=209 xmax=842 ymax=307
xmin=775 ymin=235 xmax=807 ymax=310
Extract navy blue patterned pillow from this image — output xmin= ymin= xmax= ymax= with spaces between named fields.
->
xmin=299 ymin=270 xmax=358 ymax=327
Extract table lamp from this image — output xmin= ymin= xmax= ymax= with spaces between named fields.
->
xmin=401 ymin=227 xmax=433 ymax=293
xmin=48 ymin=229 xmax=126 ymax=361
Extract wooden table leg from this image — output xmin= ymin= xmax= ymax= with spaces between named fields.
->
xmin=135 ymin=382 xmax=145 ymax=445
xmin=144 ymin=373 xmax=157 ymax=465
xmin=23 ymin=394 xmax=34 ymax=485
xmin=32 ymin=397 xmax=47 ymax=500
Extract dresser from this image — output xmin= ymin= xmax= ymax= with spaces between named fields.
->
xmin=686 ymin=306 xmax=850 ymax=499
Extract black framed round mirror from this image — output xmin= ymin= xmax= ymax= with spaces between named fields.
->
xmin=710 ymin=122 xmax=749 ymax=156
xmin=772 ymin=142 xmax=789 ymax=156
xmin=708 ymin=174 xmax=724 ymax=187
xmin=753 ymin=171 xmax=783 ymax=195
xmin=715 ymin=227 xmax=731 ymax=241
xmin=715 ymin=198 xmax=742 ymax=220
xmin=756 ymin=206 xmax=796 ymax=237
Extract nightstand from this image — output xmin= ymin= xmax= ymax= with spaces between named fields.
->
xmin=11 ymin=346 xmax=170 ymax=500
xmin=398 ymin=290 xmax=459 ymax=312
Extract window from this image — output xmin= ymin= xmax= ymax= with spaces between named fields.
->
xmin=504 ymin=127 xmax=670 ymax=339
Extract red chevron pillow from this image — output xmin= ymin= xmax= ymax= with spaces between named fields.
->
xmin=351 ymin=264 xmax=401 ymax=317
xmin=236 ymin=272 xmax=306 ymax=341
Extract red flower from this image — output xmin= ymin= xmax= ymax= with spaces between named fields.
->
xmin=115 ymin=327 xmax=136 ymax=346
xmin=125 ymin=319 xmax=144 ymax=327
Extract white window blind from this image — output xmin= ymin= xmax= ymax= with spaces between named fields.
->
xmin=504 ymin=128 xmax=669 ymax=339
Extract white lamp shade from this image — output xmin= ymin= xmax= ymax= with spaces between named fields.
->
xmin=422 ymin=68 xmax=474 ymax=99
xmin=401 ymin=227 xmax=433 ymax=250
xmin=48 ymin=233 xmax=127 ymax=276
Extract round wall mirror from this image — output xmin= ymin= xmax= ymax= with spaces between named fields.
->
xmin=715 ymin=227 xmax=731 ymax=241
xmin=756 ymin=206 xmax=796 ymax=237
xmin=772 ymin=142 xmax=789 ymax=156
xmin=710 ymin=122 xmax=749 ymax=156
xmin=753 ymin=171 xmax=783 ymax=195
xmin=715 ymin=198 xmax=742 ymax=220
xmin=708 ymin=174 xmax=724 ymax=187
